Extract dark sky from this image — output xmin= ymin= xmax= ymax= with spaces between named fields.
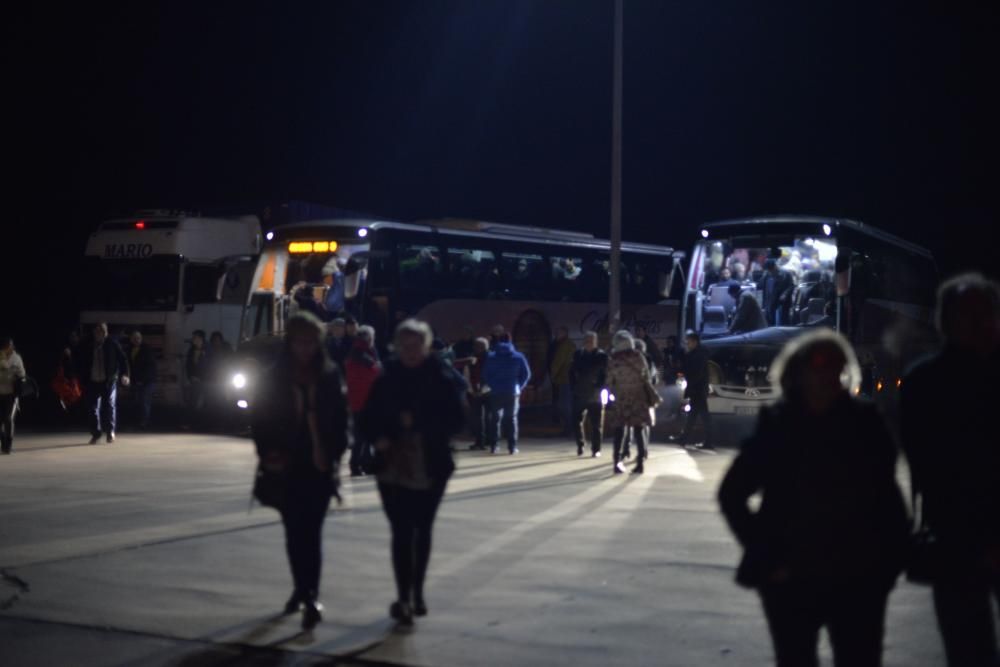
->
xmin=5 ymin=1 xmax=999 ymax=366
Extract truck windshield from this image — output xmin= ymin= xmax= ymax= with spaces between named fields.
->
xmin=80 ymin=256 xmax=180 ymax=311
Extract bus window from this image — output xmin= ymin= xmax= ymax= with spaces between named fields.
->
xmin=183 ymin=263 xmax=226 ymax=305
xmin=622 ymin=256 xmax=672 ymax=304
xmin=446 ymin=247 xmax=498 ymax=296
xmin=81 ymin=257 xmax=181 ymax=312
xmin=398 ymin=243 xmax=443 ymax=290
xmin=501 ymin=252 xmax=547 ymax=299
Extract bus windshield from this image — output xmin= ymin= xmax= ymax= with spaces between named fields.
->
xmin=81 ymin=256 xmax=180 ymax=311
xmin=692 ymin=235 xmax=839 ymax=333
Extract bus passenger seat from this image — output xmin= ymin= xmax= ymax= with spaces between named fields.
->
xmin=805 ymin=298 xmax=827 ymax=324
xmin=702 ymin=305 xmax=729 ymax=335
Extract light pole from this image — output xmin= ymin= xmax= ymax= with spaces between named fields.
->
xmin=608 ymin=0 xmax=623 ymax=335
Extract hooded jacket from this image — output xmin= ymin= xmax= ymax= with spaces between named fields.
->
xmin=482 ymin=342 xmax=531 ymax=397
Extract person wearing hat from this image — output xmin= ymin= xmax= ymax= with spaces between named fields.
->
xmin=321 ymin=256 xmax=346 ymax=317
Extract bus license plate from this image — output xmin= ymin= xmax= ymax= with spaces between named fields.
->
xmin=734 ymin=406 xmax=760 ymax=416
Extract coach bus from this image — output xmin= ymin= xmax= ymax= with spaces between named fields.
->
xmin=233 ymin=217 xmax=683 ymax=409
xmin=680 ymin=215 xmax=938 ymax=420
xmin=80 ymin=210 xmax=262 ymax=406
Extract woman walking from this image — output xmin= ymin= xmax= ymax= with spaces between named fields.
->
xmin=606 ymin=330 xmax=659 ymax=474
xmin=360 ymin=319 xmax=465 ymax=626
xmin=718 ymin=330 xmax=909 ymax=667
xmin=0 ymin=336 xmax=27 ymax=454
xmin=250 ymin=313 xmax=349 ymax=630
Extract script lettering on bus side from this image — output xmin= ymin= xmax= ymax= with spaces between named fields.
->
xmin=104 ymin=243 xmax=154 ymax=259
xmin=579 ymin=310 xmax=664 ymax=335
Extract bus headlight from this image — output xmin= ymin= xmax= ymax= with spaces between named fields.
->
xmin=231 ymin=373 xmax=248 ymax=390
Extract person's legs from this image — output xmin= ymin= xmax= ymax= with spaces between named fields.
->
xmin=587 ymin=403 xmax=604 ymax=454
xmin=281 ymin=509 xmax=306 ymax=599
xmin=379 ymin=482 xmax=415 ymax=604
xmin=86 ymin=383 xmax=102 ymax=437
xmin=140 ymin=383 xmax=155 ymax=427
xmin=504 ymin=395 xmax=519 ymax=452
xmin=413 ymin=480 xmax=447 ymax=608
xmin=487 ymin=395 xmax=501 ymax=452
xmin=827 ymin=584 xmax=890 ymax=667
xmin=632 ymin=424 xmax=648 ymax=472
xmin=760 ymin=584 xmax=823 ymax=667
xmin=0 ymin=395 xmax=14 ymax=452
xmin=934 ymin=575 xmax=1000 ymax=667
xmin=572 ymin=400 xmax=587 ymax=454
xmin=349 ymin=413 xmax=365 ymax=474
xmin=470 ymin=395 xmax=486 ymax=449
xmin=301 ymin=484 xmax=332 ymax=601
xmin=612 ymin=427 xmax=626 ymax=470
xmin=102 ymin=384 xmax=117 ymax=435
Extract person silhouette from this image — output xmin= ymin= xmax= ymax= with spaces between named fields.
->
xmin=718 ymin=329 xmax=909 ymax=667
xmin=901 ymin=273 xmax=1000 ymax=667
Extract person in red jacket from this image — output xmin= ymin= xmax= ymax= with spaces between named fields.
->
xmin=345 ymin=325 xmax=381 ymax=477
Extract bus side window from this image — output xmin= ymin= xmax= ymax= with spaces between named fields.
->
xmin=500 ymin=252 xmax=547 ymax=300
xmin=445 ymin=247 xmax=498 ymax=297
xmin=398 ymin=244 xmax=443 ymax=290
xmin=549 ymin=256 xmax=584 ymax=301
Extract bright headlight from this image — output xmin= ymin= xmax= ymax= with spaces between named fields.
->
xmin=231 ymin=373 xmax=247 ymax=390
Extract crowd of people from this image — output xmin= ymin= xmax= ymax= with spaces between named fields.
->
xmin=2 ymin=271 xmax=997 ymax=666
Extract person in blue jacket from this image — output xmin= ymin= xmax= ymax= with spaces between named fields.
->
xmin=482 ymin=333 xmax=531 ymax=454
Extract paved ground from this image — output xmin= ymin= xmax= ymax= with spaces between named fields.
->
xmin=0 ymin=431 xmax=944 ymax=666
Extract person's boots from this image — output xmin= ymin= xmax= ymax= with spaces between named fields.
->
xmin=1 ymin=436 xmax=10 ymax=454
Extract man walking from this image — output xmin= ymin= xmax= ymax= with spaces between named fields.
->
xmin=482 ymin=333 xmax=531 ymax=455
xmin=127 ymin=330 xmax=157 ymax=429
xmin=79 ymin=323 xmax=129 ymax=443
xmin=680 ymin=331 xmax=711 ymax=449
xmin=569 ymin=331 xmax=607 ymax=457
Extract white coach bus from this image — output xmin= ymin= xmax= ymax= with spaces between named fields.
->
xmin=234 ymin=218 xmax=683 ymax=409
xmin=80 ymin=210 xmax=261 ymax=406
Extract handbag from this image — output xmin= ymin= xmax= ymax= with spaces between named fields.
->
xmin=52 ymin=369 xmax=82 ymax=406
xmin=252 ymin=463 xmax=287 ymax=510
xmin=906 ymin=488 xmax=941 ymax=585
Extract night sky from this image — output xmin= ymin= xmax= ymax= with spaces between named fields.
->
xmin=6 ymin=1 xmax=999 ymax=376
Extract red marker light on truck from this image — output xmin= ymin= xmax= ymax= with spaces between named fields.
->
xmin=135 ymin=220 xmax=146 ymax=229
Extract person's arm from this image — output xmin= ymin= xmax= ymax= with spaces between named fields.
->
xmin=13 ymin=353 xmax=26 ymax=380
xmin=568 ymin=354 xmax=579 ymax=387
xmin=114 ymin=342 xmax=130 ymax=382
xmin=717 ymin=418 xmax=768 ymax=547
xmin=519 ymin=355 xmax=532 ymax=390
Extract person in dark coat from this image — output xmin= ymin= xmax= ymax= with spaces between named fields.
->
xmin=569 ymin=331 xmax=608 ymax=457
xmin=901 ymin=273 xmax=1000 ymax=667
xmin=127 ymin=331 xmax=157 ymax=428
xmin=679 ymin=331 xmax=711 ymax=448
xmin=760 ymin=259 xmax=795 ymax=326
xmin=635 ymin=325 xmax=664 ymax=370
xmin=250 ymin=312 xmax=349 ymax=631
xmin=183 ymin=330 xmax=210 ymax=428
xmin=359 ymin=319 xmax=465 ymax=627
xmin=77 ymin=322 xmax=130 ymax=444
xmin=718 ymin=330 xmax=909 ymax=667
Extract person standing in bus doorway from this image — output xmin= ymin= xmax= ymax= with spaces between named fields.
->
xmin=250 ymin=312 xmax=349 ymax=631
xmin=359 ymin=319 xmax=465 ymax=626
xmin=183 ymin=330 xmax=209 ymax=429
xmin=760 ymin=259 xmax=795 ymax=326
xmin=321 ymin=256 xmax=346 ymax=319
xmin=569 ymin=331 xmax=607 ymax=458
xmin=901 ymin=273 xmax=1000 ymax=667
xmin=79 ymin=323 xmax=130 ymax=444
xmin=606 ymin=331 xmax=657 ymax=474
xmin=718 ymin=330 xmax=909 ymax=667
xmin=548 ymin=326 xmax=576 ymax=436
xmin=0 ymin=336 xmax=27 ymax=454
xmin=345 ymin=325 xmax=381 ymax=477
xmin=680 ymin=331 xmax=712 ymax=450
xmin=483 ymin=333 xmax=531 ymax=455
xmin=127 ymin=331 xmax=157 ymax=430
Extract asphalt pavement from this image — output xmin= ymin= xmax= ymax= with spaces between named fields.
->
xmin=0 ymin=430 xmax=945 ymax=666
